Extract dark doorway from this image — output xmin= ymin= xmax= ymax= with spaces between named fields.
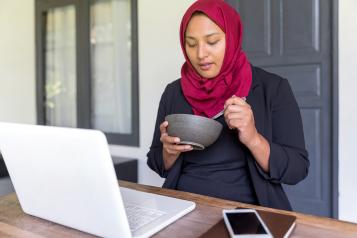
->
xmin=226 ymin=0 xmax=337 ymax=217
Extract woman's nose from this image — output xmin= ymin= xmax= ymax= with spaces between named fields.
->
xmin=197 ymin=44 xmax=208 ymax=59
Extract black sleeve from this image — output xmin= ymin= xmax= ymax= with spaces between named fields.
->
xmin=256 ymin=78 xmax=309 ymax=185
xmin=146 ymin=86 xmax=170 ymax=178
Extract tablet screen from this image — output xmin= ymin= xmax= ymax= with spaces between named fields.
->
xmin=226 ymin=212 xmax=268 ymax=235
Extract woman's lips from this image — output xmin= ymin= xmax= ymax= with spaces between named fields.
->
xmin=198 ymin=63 xmax=213 ymax=71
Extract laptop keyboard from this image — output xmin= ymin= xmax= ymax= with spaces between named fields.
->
xmin=124 ymin=203 xmax=167 ymax=231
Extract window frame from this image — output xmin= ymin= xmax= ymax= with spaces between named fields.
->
xmin=35 ymin=0 xmax=139 ymax=146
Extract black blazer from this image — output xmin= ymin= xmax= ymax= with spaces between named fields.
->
xmin=147 ymin=66 xmax=309 ymax=211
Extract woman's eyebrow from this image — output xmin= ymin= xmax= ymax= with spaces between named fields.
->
xmin=185 ymin=32 xmax=220 ymax=40
xmin=185 ymin=36 xmax=197 ymax=40
xmin=205 ymin=32 xmax=220 ymax=38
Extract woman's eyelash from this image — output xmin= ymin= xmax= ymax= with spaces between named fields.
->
xmin=186 ymin=40 xmax=219 ymax=47
xmin=208 ymin=41 xmax=219 ymax=45
xmin=187 ymin=43 xmax=197 ymax=47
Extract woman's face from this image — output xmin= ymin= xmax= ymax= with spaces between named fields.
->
xmin=185 ymin=14 xmax=226 ymax=79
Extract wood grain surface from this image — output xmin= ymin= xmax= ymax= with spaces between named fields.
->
xmin=0 ymin=181 xmax=356 ymax=238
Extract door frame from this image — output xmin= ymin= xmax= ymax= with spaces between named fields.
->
xmin=332 ymin=0 xmax=339 ymax=219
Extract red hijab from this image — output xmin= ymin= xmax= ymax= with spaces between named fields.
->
xmin=180 ymin=0 xmax=252 ymax=118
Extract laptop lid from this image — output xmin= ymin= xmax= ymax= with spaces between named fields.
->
xmin=0 ymin=122 xmax=132 ymax=237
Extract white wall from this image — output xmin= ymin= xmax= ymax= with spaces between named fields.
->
xmin=338 ymin=0 xmax=357 ymax=223
xmin=0 ymin=0 xmax=36 ymax=124
xmin=0 ymin=0 xmax=35 ymax=196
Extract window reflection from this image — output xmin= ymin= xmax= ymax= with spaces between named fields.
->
xmin=45 ymin=5 xmax=77 ymax=127
xmin=90 ymin=0 xmax=132 ymax=134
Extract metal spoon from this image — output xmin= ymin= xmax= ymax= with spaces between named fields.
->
xmin=211 ymin=96 xmax=246 ymax=120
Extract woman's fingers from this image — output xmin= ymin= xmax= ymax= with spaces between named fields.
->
xmin=160 ymin=120 xmax=193 ymax=153
xmin=160 ymin=132 xmax=179 ymax=143
xmin=160 ymin=121 xmax=180 ymax=144
xmin=224 ymin=105 xmax=251 ymax=124
xmin=225 ymin=103 xmax=251 ymax=113
xmin=162 ymin=135 xmax=192 ymax=151
xmin=159 ymin=121 xmax=169 ymax=134
xmin=225 ymin=107 xmax=249 ymax=119
xmin=165 ymin=144 xmax=192 ymax=154
xmin=162 ymin=136 xmax=193 ymax=154
xmin=224 ymin=96 xmax=246 ymax=108
xmin=227 ymin=118 xmax=249 ymax=129
xmin=223 ymin=96 xmax=254 ymax=130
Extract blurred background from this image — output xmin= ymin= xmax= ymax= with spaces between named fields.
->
xmin=0 ymin=0 xmax=356 ymax=223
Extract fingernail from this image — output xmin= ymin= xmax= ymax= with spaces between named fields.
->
xmin=174 ymin=138 xmax=180 ymax=143
xmin=185 ymin=145 xmax=192 ymax=150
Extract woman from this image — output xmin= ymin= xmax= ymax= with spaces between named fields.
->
xmin=147 ymin=0 xmax=309 ymax=211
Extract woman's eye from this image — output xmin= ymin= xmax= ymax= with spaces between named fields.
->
xmin=186 ymin=43 xmax=197 ymax=48
xmin=208 ymin=40 xmax=219 ymax=46
xmin=187 ymin=44 xmax=196 ymax=48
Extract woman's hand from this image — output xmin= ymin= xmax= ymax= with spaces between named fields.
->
xmin=224 ymin=96 xmax=259 ymax=148
xmin=160 ymin=121 xmax=193 ymax=170
xmin=224 ymin=96 xmax=270 ymax=172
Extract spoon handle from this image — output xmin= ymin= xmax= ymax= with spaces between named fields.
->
xmin=211 ymin=97 xmax=246 ymax=120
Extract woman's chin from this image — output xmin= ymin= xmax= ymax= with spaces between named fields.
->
xmin=197 ymin=70 xmax=219 ymax=79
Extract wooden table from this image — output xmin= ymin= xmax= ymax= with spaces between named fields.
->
xmin=0 ymin=181 xmax=357 ymax=238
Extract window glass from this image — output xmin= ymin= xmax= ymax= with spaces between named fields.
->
xmin=90 ymin=0 xmax=132 ymax=134
xmin=45 ymin=5 xmax=77 ymax=127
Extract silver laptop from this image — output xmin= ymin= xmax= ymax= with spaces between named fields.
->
xmin=0 ymin=122 xmax=195 ymax=238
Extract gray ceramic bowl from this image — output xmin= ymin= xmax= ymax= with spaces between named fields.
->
xmin=165 ymin=114 xmax=223 ymax=150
